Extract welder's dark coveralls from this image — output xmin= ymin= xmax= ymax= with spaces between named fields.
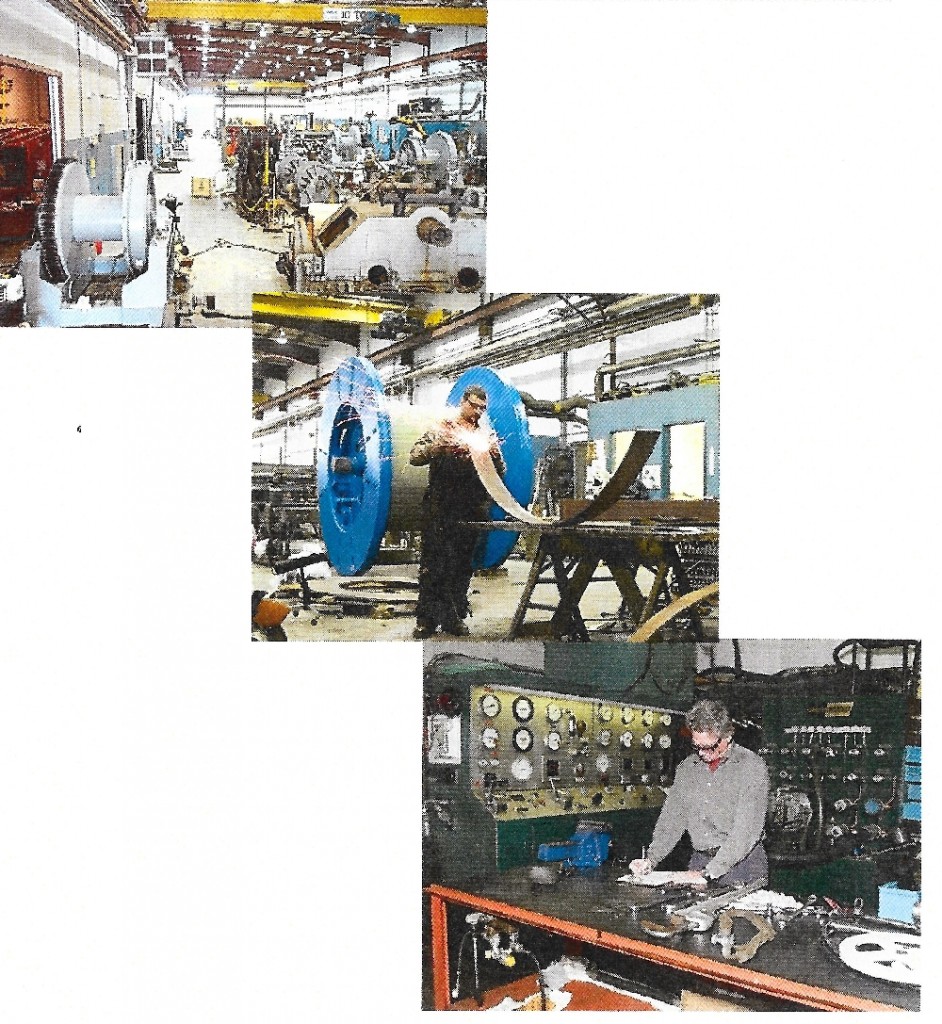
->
xmin=410 ymin=422 xmax=504 ymax=631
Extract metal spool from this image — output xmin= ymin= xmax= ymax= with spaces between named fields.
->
xmin=317 ymin=357 xmax=534 ymax=576
xmin=36 ymin=158 xmax=156 ymax=281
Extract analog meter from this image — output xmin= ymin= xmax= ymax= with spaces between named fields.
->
xmin=511 ymin=757 xmax=533 ymax=782
xmin=481 ymin=727 xmax=499 ymax=749
xmin=546 ymin=731 xmax=562 ymax=751
xmin=512 ymin=727 xmax=534 ymax=752
xmin=512 ymin=696 xmax=534 ymax=722
xmin=546 ymin=703 xmax=562 ymax=723
xmin=598 ymin=729 xmax=612 ymax=747
xmin=480 ymin=694 xmax=501 ymax=718
xmin=598 ymin=705 xmax=613 ymax=722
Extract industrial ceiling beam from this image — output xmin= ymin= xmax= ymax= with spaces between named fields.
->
xmin=251 ymin=292 xmax=428 ymax=326
xmin=146 ymin=3 xmax=486 ymax=28
xmin=251 ymin=293 xmax=539 ymax=415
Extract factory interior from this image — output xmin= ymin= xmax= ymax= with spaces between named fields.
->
xmin=422 ymin=639 xmax=922 ymax=1011
xmin=251 ymin=292 xmax=720 ymax=641
xmin=0 ymin=1 xmax=485 ymax=326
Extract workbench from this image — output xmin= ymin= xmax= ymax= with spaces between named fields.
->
xmin=426 ymin=865 xmax=918 ymax=1011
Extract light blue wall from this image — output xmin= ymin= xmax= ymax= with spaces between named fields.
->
xmin=587 ymin=383 xmax=720 ymax=499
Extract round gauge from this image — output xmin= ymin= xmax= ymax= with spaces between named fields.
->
xmin=596 ymin=755 xmax=611 ymax=773
xmin=481 ymin=727 xmax=499 ymax=749
xmin=642 ymin=732 xmax=654 ymax=749
xmin=658 ymin=734 xmax=672 ymax=749
xmin=546 ymin=731 xmax=562 ymax=751
xmin=622 ymin=708 xmax=635 ymax=725
xmin=660 ymin=714 xmax=672 ymax=726
xmin=641 ymin=710 xmax=655 ymax=726
xmin=512 ymin=727 xmax=533 ymax=752
xmin=598 ymin=729 xmax=612 ymax=747
xmin=546 ymin=703 xmax=562 ymax=723
xmin=511 ymin=757 xmax=533 ymax=782
xmin=480 ymin=694 xmax=501 ymax=718
xmin=598 ymin=705 xmax=613 ymax=722
xmin=620 ymin=732 xmax=633 ymax=749
xmin=574 ymin=761 xmax=586 ymax=777
xmin=512 ymin=696 xmax=534 ymax=722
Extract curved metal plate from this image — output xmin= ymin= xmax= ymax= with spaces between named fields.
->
xmin=448 ymin=367 xmax=535 ymax=569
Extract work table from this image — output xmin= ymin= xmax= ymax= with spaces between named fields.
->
xmin=426 ymin=865 xmax=919 ymax=1011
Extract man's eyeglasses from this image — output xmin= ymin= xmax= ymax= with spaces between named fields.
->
xmin=693 ymin=738 xmax=723 ymax=754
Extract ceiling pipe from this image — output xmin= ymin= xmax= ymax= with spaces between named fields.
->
xmin=594 ymin=340 xmax=720 ymax=401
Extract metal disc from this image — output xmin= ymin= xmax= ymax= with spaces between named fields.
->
xmin=317 ymin=356 xmax=393 ymax=576
xmin=122 ymin=161 xmax=156 ymax=271
xmin=447 ymin=368 xmax=534 ymax=569
xmin=837 ymin=931 xmax=920 ymax=986
xmin=35 ymin=158 xmax=93 ymax=283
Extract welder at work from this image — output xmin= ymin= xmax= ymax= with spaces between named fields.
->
xmin=409 ymin=384 xmax=505 ymax=639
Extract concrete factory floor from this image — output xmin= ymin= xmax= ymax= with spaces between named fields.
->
xmin=155 ymin=135 xmax=285 ymax=323
xmin=251 ymin=556 xmax=717 ymax=642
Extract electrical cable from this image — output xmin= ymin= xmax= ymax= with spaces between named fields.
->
xmin=520 ymin=949 xmax=548 ymax=1011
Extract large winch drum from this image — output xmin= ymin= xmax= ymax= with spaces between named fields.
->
xmin=317 ymin=356 xmax=534 ymax=576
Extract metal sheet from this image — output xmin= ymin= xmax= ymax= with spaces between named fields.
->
xmin=470 ymin=429 xmax=660 ymax=527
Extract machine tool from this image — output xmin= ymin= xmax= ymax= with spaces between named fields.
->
xmin=280 ymin=200 xmax=485 ymax=295
xmin=19 ymin=157 xmax=183 ymax=326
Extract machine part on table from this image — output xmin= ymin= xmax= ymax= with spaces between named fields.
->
xmin=711 ymin=909 xmax=777 ymax=963
xmin=316 ymin=357 xmax=534 ymax=575
xmin=836 ymin=930 xmax=920 ymax=986
xmin=639 ymin=878 xmax=767 ymax=939
xmin=21 ymin=157 xmax=180 ymax=326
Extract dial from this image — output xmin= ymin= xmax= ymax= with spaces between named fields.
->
xmin=596 ymin=755 xmax=611 ymax=773
xmin=658 ymin=734 xmax=672 ymax=749
xmin=546 ymin=731 xmax=562 ymax=751
xmin=642 ymin=732 xmax=654 ymax=749
xmin=546 ymin=703 xmax=562 ymax=723
xmin=620 ymin=732 xmax=633 ymax=749
xmin=513 ymin=727 xmax=533 ymax=752
xmin=597 ymin=729 xmax=612 ymax=747
xmin=660 ymin=714 xmax=672 ymax=726
xmin=512 ymin=696 xmax=534 ymax=722
xmin=511 ymin=757 xmax=533 ymax=782
xmin=481 ymin=727 xmax=499 ymax=749
xmin=480 ymin=694 xmax=501 ymax=718
xmin=641 ymin=710 xmax=655 ymax=726
xmin=598 ymin=705 xmax=613 ymax=722
xmin=622 ymin=708 xmax=635 ymax=725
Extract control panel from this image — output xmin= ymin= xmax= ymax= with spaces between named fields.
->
xmin=761 ymin=695 xmax=908 ymax=859
xmin=470 ymin=684 xmax=682 ymax=821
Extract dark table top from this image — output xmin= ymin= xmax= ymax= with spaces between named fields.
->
xmin=428 ymin=865 xmax=919 ymax=1011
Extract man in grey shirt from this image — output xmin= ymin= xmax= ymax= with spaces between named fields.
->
xmin=630 ymin=698 xmax=769 ymax=887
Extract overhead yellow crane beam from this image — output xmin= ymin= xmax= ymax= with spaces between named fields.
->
xmin=146 ymin=3 xmax=486 ymax=27
xmin=252 ymin=292 xmax=436 ymax=326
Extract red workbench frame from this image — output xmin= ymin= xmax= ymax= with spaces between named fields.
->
xmin=426 ymin=883 xmax=904 ymax=1012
